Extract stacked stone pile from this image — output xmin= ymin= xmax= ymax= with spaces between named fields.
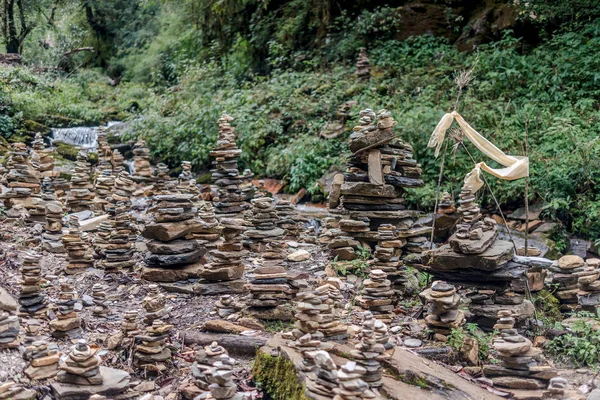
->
xmin=141 ymin=193 xmax=206 ymax=282
xmin=41 ymin=177 xmax=64 ymax=253
xmin=18 ymin=252 xmax=47 ymax=317
xmin=188 ymin=200 xmax=222 ymax=248
xmin=370 ymin=224 xmax=410 ymax=297
xmin=66 ymin=151 xmax=95 ymax=212
xmin=0 ymin=142 xmax=41 ymax=219
xmin=0 ymin=311 xmax=21 ymax=349
xmin=32 ymin=132 xmax=57 ymax=179
xmin=96 ymin=127 xmax=113 ymax=171
xmin=438 ymin=192 xmax=456 ymax=214
xmin=210 ymin=113 xmax=253 ymax=216
xmin=131 ymin=138 xmax=153 ymax=181
xmin=95 ymin=169 xmax=115 ymax=211
xmin=191 ymin=342 xmax=228 ymax=391
xmin=289 ymin=332 xmax=329 ymax=373
xmin=484 ymin=310 xmax=557 ymax=392
xmin=356 ymin=269 xmax=395 ymax=323
xmin=111 ymin=149 xmax=125 ymax=174
xmin=50 ymin=279 xmax=81 ymax=339
xmin=550 ymin=255 xmax=588 ymax=311
xmin=23 ymin=339 xmax=60 ymax=380
xmin=142 ymin=285 xmax=171 ymax=325
xmin=215 ymin=295 xmax=242 ymax=318
xmin=350 ymin=316 xmax=392 ymax=390
xmin=154 ymin=163 xmax=177 ymax=194
xmin=420 ymin=281 xmax=464 ymax=336
xmin=245 ymin=256 xmax=293 ymax=320
xmin=410 ymin=181 xmax=534 ymax=330
xmin=197 ymin=218 xmax=247 ymax=294
xmin=275 ymin=199 xmax=304 ymax=238
xmin=179 ymin=161 xmax=193 ymax=182
xmin=134 ymin=319 xmax=173 ymax=372
xmin=206 ymin=355 xmax=243 ymax=400
xmin=121 ymin=310 xmax=141 ymax=346
xmin=328 ymin=109 xmax=428 ymax=260
xmin=244 ymin=195 xmax=285 ymax=250
xmin=91 ymin=284 xmax=110 ymax=317
xmin=333 ymin=361 xmax=377 ymax=400
xmin=291 ymin=285 xmax=347 ymax=340
xmin=355 ymin=48 xmax=371 ymax=81
xmin=0 ymin=382 xmax=36 ymax=399
xmin=63 ymin=215 xmax=94 ymax=275
xmin=305 ymin=350 xmax=339 ymax=399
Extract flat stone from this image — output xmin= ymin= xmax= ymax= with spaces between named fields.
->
xmin=141 ymin=263 xmax=203 ymax=282
xmin=146 ymin=239 xmax=201 ymax=255
xmin=287 ymin=250 xmax=311 ymax=262
xmin=142 ymin=219 xmax=209 ymax=241
xmin=492 ymin=376 xmax=546 ymax=390
xmin=193 ymin=280 xmax=245 ymax=295
xmin=558 ymin=255 xmax=584 ymax=270
xmin=0 ymin=287 xmax=18 ymax=313
xmin=50 ymin=366 xmax=130 ymax=400
xmin=144 ymin=248 xmax=205 ymax=267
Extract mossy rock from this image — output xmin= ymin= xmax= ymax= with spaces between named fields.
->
xmin=252 ymin=350 xmax=308 ymax=400
xmin=55 ymin=141 xmax=80 ymax=161
xmin=196 ymin=172 xmax=212 ymax=184
xmin=22 ymin=119 xmax=51 ymax=135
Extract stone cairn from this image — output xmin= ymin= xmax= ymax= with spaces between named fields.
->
xmin=484 ymin=310 xmax=557 ymax=393
xmin=328 ymin=109 xmax=428 ymax=262
xmin=0 ymin=382 xmax=36 ymax=399
xmin=350 ymin=314 xmax=393 ymax=390
xmin=276 ymin=199 xmax=305 ymax=238
xmin=290 ymin=284 xmax=347 ymax=340
xmin=50 ymin=279 xmax=81 ymax=339
xmin=32 ymin=132 xmax=57 ymax=179
xmin=18 ymin=252 xmax=47 ymax=317
xmin=438 ymin=191 xmax=456 ymax=214
xmin=304 ymin=349 xmax=338 ymax=399
xmin=134 ymin=285 xmax=173 ymax=371
xmin=131 ymin=138 xmax=153 ymax=181
xmin=66 ymin=150 xmax=95 ymax=212
xmin=355 ymin=48 xmax=371 ymax=82
xmin=100 ymin=172 xmax=137 ymax=271
xmin=42 ymin=177 xmax=65 ymax=253
xmin=550 ymin=255 xmax=590 ymax=311
xmin=197 ymin=218 xmax=247 ymax=294
xmin=333 ymin=361 xmax=377 ymax=400
xmin=142 ymin=192 xmax=206 ymax=282
xmin=153 ymin=163 xmax=177 ymax=194
xmin=356 ymin=269 xmax=395 ymax=323
xmin=112 ymin=149 xmax=125 ymax=174
xmin=55 ymin=339 xmax=109 ymax=386
xmin=410 ymin=180 xmax=534 ymax=330
xmin=95 ymin=169 xmax=115 ymax=212
xmin=91 ymin=284 xmax=110 ymax=317
xmin=371 ymin=224 xmax=411 ymax=297
xmin=191 ymin=341 xmax=229 ymax=391
xmin=179 ymin=160 xmax=193 ymax=183
xmin=121 ymin=309 xmax=141 ymax=346
xmin=420 ymin=280 xmax=464 ymax=336
xmin=96 ymin=126 xmax=113 ymax=171
xmin=244 ymin=195 xmax=286 ymax=251
xmin=215 ymin=295 xmax=242 ymax=318
xmin=0 ymin=142 xmax=41 ymax=220
xmin=210 ymin=113 xmax=253 ymax=216
xmin=189 ymin=200 xmax=222 ymax=249
xmin=63 ymin=215 xmax=94 ymax=275
xmin=206 ymin=355 xmax=242 ymax=400
xmin=0 ymin=310 xmax=21 ymax=349
xmin=23 ymin=338 xmax=60 ymax=380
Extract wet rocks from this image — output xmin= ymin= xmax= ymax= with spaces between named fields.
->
xmin=210 ymin=114 xmax=253 ymax=216
xmin=420 ymin=281 xmax=464 ymax=336
xmin=18 ymin=252 xmax=47 ymax=317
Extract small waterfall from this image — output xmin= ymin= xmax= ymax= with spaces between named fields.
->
xmin=51 ymin=126 xmax=98 ymax=149
xmin=125 ymin=159 xmax=136 ymax=175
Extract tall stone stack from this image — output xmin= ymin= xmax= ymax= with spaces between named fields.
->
xmin=350 ymin=316 xmax=392 ymax=390
xmin=0 ymin=142 xmax=41 ymax=219
xmin=197 ymin=218 xmax=247 ymax=294
xmin=96 ymin=127 xmax=113 ymax=171
xmin=206 ymin=355 xmax=243 ymax=400
xmin=409 ymin=181 xmax=534 ymax=330
xmin=18 ymin=252 xmax=47 ymax=317
xmin=91 ymin=284 xmax=110 ymax=317
xmin=328 ymin=109 xmax=428 ymax=262
xmin=141 ymin=193 xmax=207 ymax=282
xmin=31 ymin=133 xmax=57 ymax=180
xmin=188 ymin=200 xmax=222 ymax=249
xmin=62 ymin=215 xmax=94 ymax=275
xmin=370 ymin=224 xmax=411 ymax=297
xmin=111 ymin=149 xmax=125 ymax=174
xmin=131 ymin=138 xmax=153 ymax=181
xmin=304 ymin=349 xmax=339 ymax=399
xmin=420 ymin=281 xmax=465 ymax=336
xmin=50 ymin=279 xmax=81 ymax=339
xmin=551 ymin=255 xmax=588 ymax=311
xmin=99 ymin=172 xmax=137 ymax=271
xmin=94 ymin=169 xmax=115 ymax=212
xmin=179 ymin=161 xmax=193 ymax=183
xmin=135 ymin=289 xmax=173 ymax=372
xmin=210 ymin=113 xmax=253 ymax=217
xmin=244 ymin=195 xmax=285 ymax=251
xmin=356 ymin=269 xmax=395 ymax=323
xmin=191 ymin=342 xmax=229 ymax=391
xmin=290 ymin=284 xmax=347 ymax=340
xmin=355 ymin=48 xmax=371 ymax=82
xmin=484 ymin=310 xmax=557 ymax=393
xmin=154 ymin=163 xmax=177 ymax=194
xmin=66 ymin=151 xmax=95 ymax=212
xmin=41 ymin=177 xmax=65 ymax=253
xmin=275 ymin=200 xmax=303 ymax=238
xmin=333 ymin=362 xmax=377 ymax=400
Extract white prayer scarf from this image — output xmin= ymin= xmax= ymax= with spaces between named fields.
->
xmin=428 ymin=111 xmax=529 ymax=192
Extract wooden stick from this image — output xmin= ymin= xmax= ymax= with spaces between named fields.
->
xmin=524 ymin=113 xmax=530 ymax=255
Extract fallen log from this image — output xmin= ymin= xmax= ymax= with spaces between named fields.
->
xmin=183 ymin=332 xmax=267 ymax=356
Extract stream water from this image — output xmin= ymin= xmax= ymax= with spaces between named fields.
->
xmin=51 ymin=121 xmax=123 ymax=149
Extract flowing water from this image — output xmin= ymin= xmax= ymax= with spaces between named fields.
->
xmin=51 ymin=121 xmax=122 ymax=149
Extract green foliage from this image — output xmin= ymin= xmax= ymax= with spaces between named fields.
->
xmin=532 ymin=289 xmax=562 ymax=326
xmin=547 ymin=314 xmax=600 ymax=367
xmin=330 ymin=246 xmax=371 ymax=278
xmin=448 ymin=323 xmax=495 ymax=361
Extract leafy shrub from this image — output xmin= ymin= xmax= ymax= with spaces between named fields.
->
xmin=547 ymin=314 xmax=600 ymax=367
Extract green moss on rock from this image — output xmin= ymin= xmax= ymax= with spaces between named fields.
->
xmin=252 ymin=351 xmax=308 ymax=400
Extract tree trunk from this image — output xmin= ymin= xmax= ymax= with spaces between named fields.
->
xmin=5 ymin=0 xmax=19 ymax=53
